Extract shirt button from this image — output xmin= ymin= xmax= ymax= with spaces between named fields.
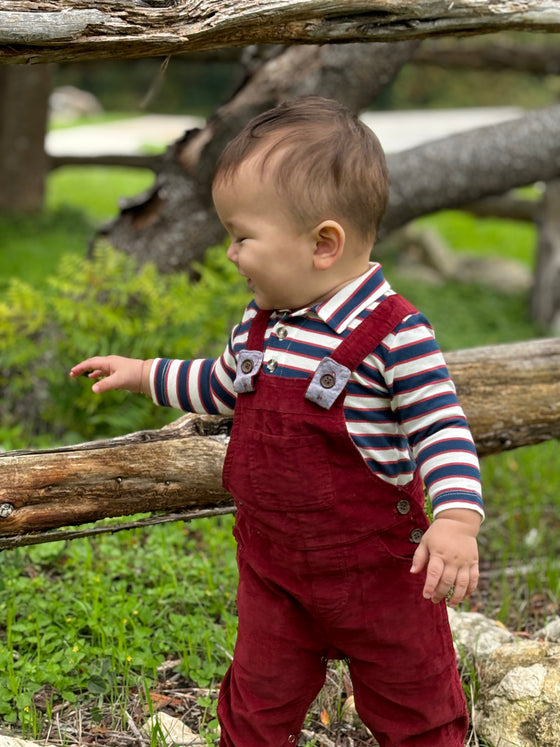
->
xmin=240 ymin=359 xmax=254 ymax=374
xmin=277 ymin=326 xmax=288 ymax=340
xmin=320 ymin=373 xmax=336 ymax=389
xmin=266 ymin=359 xmax=278 ymax=372
xmin=410 ymin=528 xmax=424 ymax=544
xmin=396 ymin=499 xmax=411 ymax=515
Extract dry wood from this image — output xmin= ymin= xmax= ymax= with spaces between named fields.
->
xmin=0 ymin=414 xmax=233 ymax=540
xmin=0 ymin=0 xmax=559 ymax=65
xmin=0 ymin=338 xmax=559 ymax=547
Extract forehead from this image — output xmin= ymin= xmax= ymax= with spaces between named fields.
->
xmin=212 ymin=149 xmax=282 ymax=205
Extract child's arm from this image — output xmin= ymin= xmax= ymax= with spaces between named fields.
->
xmin=70 ymin=356 xmax=154 ymax=396
xmin=410 ymin=508 xmax=481 ymax=607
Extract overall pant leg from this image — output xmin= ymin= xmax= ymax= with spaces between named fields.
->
xmin=319 ymin=529 xmax=468 ymax=747
xmin=217 ymin=517 xmax=329 ymax=746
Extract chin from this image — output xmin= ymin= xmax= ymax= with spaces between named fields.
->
xmin=255 ymin=299 xmax=275 ymax=310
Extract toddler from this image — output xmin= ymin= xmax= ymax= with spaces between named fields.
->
xmin=71 ymin=96 xmax=483 ymax=746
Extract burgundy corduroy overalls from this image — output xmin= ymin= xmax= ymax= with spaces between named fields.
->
xmin=218 ymin=294 xmax=468 ymax=746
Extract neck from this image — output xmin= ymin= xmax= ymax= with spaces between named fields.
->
xmin=310 ymin=261 xmax=372 ymax=306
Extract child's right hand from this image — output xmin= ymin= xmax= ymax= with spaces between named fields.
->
xmin=70 ymin=355 xmax=152 ymax=395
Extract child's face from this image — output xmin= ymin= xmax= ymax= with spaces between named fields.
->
xmin=212 ymin=157 xmax=323 ymax=311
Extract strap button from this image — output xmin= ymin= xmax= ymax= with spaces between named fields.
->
xmin=240 ymin=359 xmax=254 ymax=374
xmin=320 ymin=373 xmax=336 ymax=389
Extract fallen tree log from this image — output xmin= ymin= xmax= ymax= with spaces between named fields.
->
xmin=0 ymin=337 xmax=559 ymax=548
xmin=0 ymin=0 xmax=559 ymax=65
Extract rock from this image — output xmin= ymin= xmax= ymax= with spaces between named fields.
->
xmin=536 ymin=616 xmax=560 ymax=642
xmin=142 ymin=712 xmax=205 ymax=746
xmin=456 ymin=254 xmax=532 ymax=294
xmin=448 ymin=608 xmax=515 ymax=660
xmin=474 ymin=639 xmax=560 ymax=747
xmin=49 ymin=86 xmax=103 ymax=123
xmin=392 ymin=225 xmax=532 ymax=294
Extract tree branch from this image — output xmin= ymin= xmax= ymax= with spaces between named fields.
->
xmin=381 ymin=104 xmax=560 ymax=236
xmin=0 ymin=1 xmax=559 ymax=64
xmin=48 ymin=153 xmax=164 ymax=171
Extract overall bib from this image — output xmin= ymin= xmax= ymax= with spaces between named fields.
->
xmin=219 ymin=295 xmax=468 ymax=747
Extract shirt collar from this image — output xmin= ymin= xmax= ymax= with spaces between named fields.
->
xmin=311 ymin=263 xmax=392 ymax=333
xmin=270 ymin=263 xmax=392 ymax=333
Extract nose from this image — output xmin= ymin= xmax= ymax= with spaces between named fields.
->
xmin=226 ymin=241 xmax=238 ymax=264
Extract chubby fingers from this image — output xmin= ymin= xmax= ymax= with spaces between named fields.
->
xmin=69 ymin=356 xmax=121 ymax=394
xmin=411 ymin=547 xmax=478 ymax=607
xmin=411 ymin=543 xmax=479 ymax=606
xmin=69 ymin=357 xmax=111 ymax=379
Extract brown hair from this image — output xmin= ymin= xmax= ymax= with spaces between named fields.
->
xmin=213 ymin=97 xmax=389 ymax=244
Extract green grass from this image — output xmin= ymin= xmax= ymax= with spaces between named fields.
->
xmin=0 ymin=166 xmax=153 ymax=289
xmin=47 ymin=166 xmax=154 ymax=221
xmin=0 ymin=517 xmax=237 ymax=740
xmin=415 ymin=209 xmax=537 ymax=267
xmin=0 ymin=165 xmax=558 ymax=743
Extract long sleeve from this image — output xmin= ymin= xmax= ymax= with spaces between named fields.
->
xmin=379 ymin=313 xmax=483 ymax=517
xmin=148 ymin=305 xmax=257 ymax=415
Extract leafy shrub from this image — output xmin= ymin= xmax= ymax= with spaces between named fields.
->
xmin=0 ymin=243 xmax=250 ymax=449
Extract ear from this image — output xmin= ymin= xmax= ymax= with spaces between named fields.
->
xmin=312 ymin=221 xmax=346 ymax=271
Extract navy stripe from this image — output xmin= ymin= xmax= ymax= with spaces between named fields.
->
xmin=155 ymin=358 xmax=172 ymax=407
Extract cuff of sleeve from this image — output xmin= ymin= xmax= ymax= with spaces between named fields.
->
xmin=149 ymin=358 xmax=161 ymax=404
xmin=432 ymin=492 xmax=485 ymax=521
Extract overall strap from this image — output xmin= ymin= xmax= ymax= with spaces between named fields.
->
xmin=246 ymin=309 xmax=273 ymax=352
xmin=331 ymin=294 xmax=417 ymax=372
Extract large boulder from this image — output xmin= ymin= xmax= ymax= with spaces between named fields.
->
xmin=474 ymin=639 xmax=560 ymax=747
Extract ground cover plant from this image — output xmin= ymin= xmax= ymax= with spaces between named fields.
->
xmin=0 ymin=165 xmax=559 ymax=745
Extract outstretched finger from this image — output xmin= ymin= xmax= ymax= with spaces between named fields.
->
xmin=70 ymin=359 xmax=104 ymax=377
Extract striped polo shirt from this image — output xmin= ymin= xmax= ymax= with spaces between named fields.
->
xmin=150 ymin=263 xmax=483 ymax=518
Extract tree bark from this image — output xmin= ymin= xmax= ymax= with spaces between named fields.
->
xmin=0 ymin=1 xmax=559 ymax=65
xmin=380 ymin=104 xmax=560 ymax=238
xmin=1 ymin=337 xmax=559 ymax=544
xmin=0 ymin=64 xmax=51 ymax=211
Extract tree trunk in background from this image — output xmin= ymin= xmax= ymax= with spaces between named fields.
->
xmin=100 ymin=41 xmax=420 ymax=272
xmin=100 ymin=98 xmax=560 ymax=276
xmin=0 ymin=64 xmax=51 ymax=212
xmin=531 ymin=181 xmax=560 ymax=331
